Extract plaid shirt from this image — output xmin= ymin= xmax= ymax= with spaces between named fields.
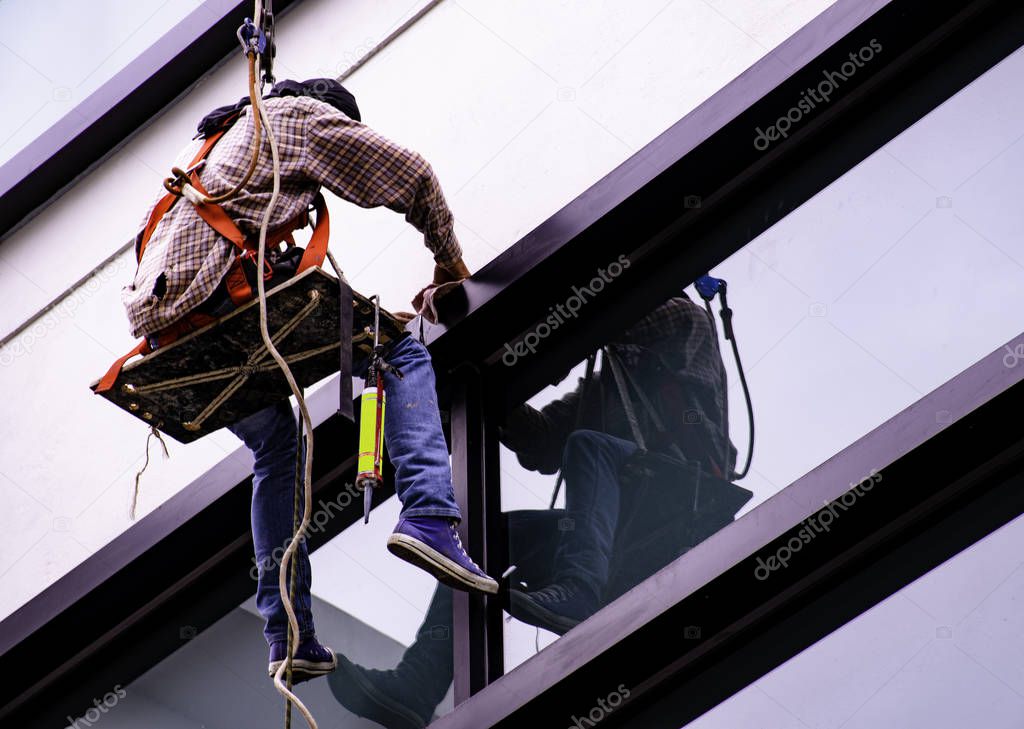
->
xmin=122 ymin=96 xmax=462 ymax=338
xmin=501 ymin=294 xmax=738 ymax=478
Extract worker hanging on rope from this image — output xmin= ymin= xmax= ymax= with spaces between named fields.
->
xmin=118 ymin=76 xmax=499 ymax=684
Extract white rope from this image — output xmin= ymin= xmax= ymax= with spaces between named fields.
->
xmin=252 ymin=57 xmax=320 ymax=729
xmin=181 ymin=182 xmax=209 ymax=206
xmin=252 ymin=69 xmax=319 ymax=729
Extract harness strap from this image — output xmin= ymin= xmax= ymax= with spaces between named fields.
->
xmin=102 ymin=131 xmax=332 ymax=396
xmin=136 ymin=132 xmax=226 ymax=264
xmin=297 ymin=194 xmax=330 ymax=273
xmin=188 ymin=171 xmax=330 ymax=271
xmin=94 ymin=311 xmax=219 ymax=394
xmin=95 ymin=339 xmax=150 ymax=394
xmin=188 ymin=173 xmax=252 ymax=252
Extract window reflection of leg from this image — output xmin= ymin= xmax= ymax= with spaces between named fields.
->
xmin=509 ymin=430 xmax=637 ymax=636
xmin=328 ymin=585 xmax=452 ymax=728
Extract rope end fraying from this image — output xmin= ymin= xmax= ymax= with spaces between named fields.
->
xmin=130 ymin=425 xmax=171 ymax=520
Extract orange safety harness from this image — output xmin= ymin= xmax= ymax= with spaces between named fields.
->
xmin=95 ymin=127 xmax=331 ymax=394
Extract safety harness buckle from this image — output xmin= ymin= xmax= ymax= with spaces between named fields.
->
xmin=236 ymin=18 xmax=267 ymax=57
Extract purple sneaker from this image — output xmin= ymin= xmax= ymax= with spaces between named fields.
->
xmin=268 ymin=636 xmax=338 ymax=683
xmin=386 ymin=516 xmax=499 ymax=595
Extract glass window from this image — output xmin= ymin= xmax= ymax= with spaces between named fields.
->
xmin=497 ymin=40 xmax=1024 ymax=672
xmin=89 ymin=590 xmax=435 ymax=727
xmin=683 ymin=511 xmax=1024 ymax=729
xmin=63 ymin=510 xmax=454 ymax=728
xmin=310 ymin=494 xmax=457 ymax=723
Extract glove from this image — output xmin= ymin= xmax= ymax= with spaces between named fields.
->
xmin=412 ymin=280 xmax=463 ymax=324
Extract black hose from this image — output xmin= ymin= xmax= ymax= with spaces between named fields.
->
xmin=719 ymin=290 xmax=754 ymax=480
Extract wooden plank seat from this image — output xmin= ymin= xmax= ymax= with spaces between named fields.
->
xmin=90 ymin=268 xmax=404 ymax=443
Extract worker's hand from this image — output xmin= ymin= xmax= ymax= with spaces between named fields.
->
xmin=392 ymin=311 xmax=416 ymax=325
xmin=413 ymin=258 xmax=471 ymax=324
xmin=412 ymin=281 xmax=461 ymax=323
xmin=433 ymin=258 xmax=471 ymax=285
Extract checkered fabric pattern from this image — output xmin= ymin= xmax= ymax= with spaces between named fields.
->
xmin=122 ymin=95 xmax=462 ymax=338
xmin=501 ymin=294 xmax=737 ymax=477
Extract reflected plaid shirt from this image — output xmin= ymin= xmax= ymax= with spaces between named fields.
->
xmin=501 ymin=294 xmax=738 ymax=477
xmin=122 ymin=96 xmax=462 ymax=338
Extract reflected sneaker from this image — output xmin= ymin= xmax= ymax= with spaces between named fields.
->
xmin=507 ymin=581 xmax=599 ymax=636
xmin=327 ymin=653 xmax=434 ymax=729
xmin=387 ymin=516 xmax=499 ymax=595
xmin=268 ymin=636 xmax=338 ymax=682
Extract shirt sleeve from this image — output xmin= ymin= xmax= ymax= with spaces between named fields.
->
xmin=301 ymin=102 xmax=462 ymax=268
xmin=498 ymin=384 xmax=585 ymax=474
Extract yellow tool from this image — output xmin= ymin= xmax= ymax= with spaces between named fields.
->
xmin=356 ymin=296 xmax=401 ymax=522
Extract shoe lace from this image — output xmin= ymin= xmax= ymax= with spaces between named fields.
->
xmin=450 ymin=522 xmax=484 ymax=571
xmin=536 ymin=583 xmax=576 ymax=603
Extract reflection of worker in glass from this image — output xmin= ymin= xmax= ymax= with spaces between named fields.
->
xmin=327 ymin=293 xmax=736 ymax=728
xmin=503 ymin=292 xmax=737 ymax=633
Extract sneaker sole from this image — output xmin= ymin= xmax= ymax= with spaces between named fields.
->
xmin=387 ymin=533 xmax=499 ymax=595
xmin=508 ymin=590 xmax=581 ymax=636
xmin=268 ymin=655 xmax=338 ymax=681
xmin=329 ymin=655 xmax=428 ymax=729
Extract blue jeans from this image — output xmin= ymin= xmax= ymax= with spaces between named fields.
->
xmin=380 ymin=431 xmax=641 ymax=713
xmin=557 ymin=429 xmax=639 ymax=596
xmin=228 ymin=335 xmax=462 ymax=645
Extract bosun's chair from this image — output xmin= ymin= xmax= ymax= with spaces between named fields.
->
xmin=90 ymin=268 xmax=403 ymax=443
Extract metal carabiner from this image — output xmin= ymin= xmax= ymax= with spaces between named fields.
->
xmin=236 ymin=17 xmax=266 ymax=57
